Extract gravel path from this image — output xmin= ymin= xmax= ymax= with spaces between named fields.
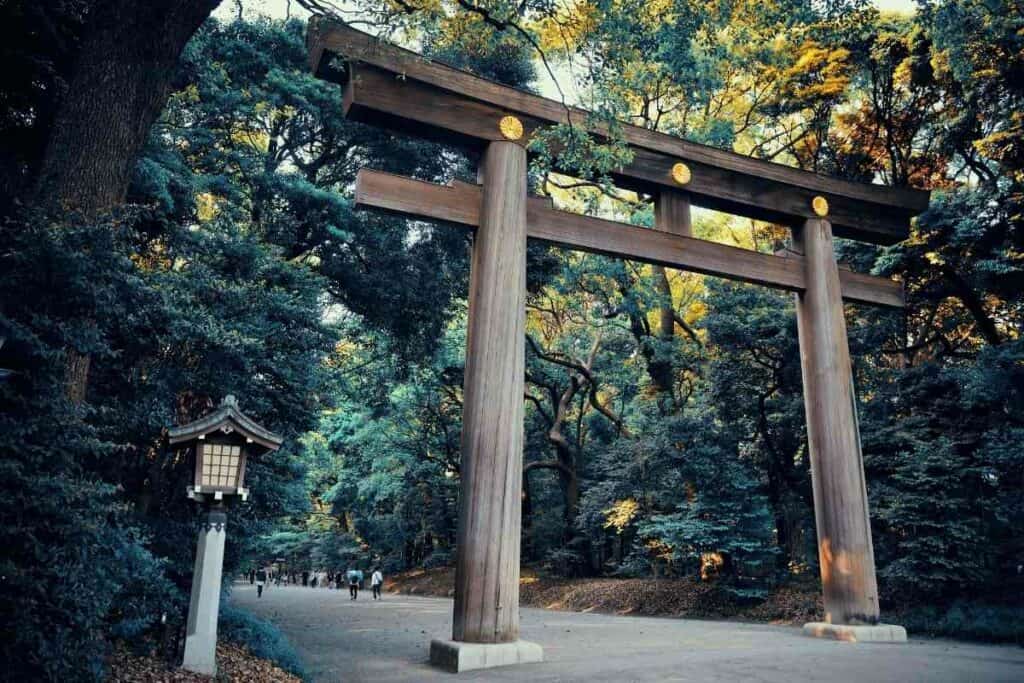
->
xmin=232 ymin=584 xmax=1024 ymax=682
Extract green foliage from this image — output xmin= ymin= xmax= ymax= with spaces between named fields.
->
xmin=863 ymin=340 xmax=1024 ymax=602
xmin=219 ymin=604 xmax=308 ymax=679
xmin=899 ymin=602 xmax=1024 ymax=645
xmin=167 ymin=18 xmax=472 ymax=362
xmin=312 ymin=326 xmax=465 ymax=571
xmin=0 ymin=213 xmax=178 ymax=681
xmin=635 ymin=413 xmax=779 ymax=598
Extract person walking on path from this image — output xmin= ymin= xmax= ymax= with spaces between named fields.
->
xmin=346 ymin=567 xmax=360 ymax=599
xmin=256 ymin=568 xmax=267 ymax=598
xmin=371 ymin=567 xmax=383 ymax=600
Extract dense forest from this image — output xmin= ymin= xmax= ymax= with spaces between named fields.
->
xmin=1 ymin=0 xmax=1022 ymax=680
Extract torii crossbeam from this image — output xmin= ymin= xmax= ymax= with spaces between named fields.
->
xmin=308 ymin=18 xmax=928 ymax=671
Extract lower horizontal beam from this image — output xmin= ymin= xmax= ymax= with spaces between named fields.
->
xmin=354 ymin=169 xmax=904 ymax=309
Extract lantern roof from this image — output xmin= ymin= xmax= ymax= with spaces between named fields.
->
xmin=168 ymin=395 xmax=283 ymax=451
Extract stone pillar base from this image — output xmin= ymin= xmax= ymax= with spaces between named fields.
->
xmin=803 ymin=622 xmax=907 ymax=643
xmin=429 ymin=638 xmax=543 ymax=673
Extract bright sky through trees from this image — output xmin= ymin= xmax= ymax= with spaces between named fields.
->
xmin=213 ymin=0 xmax=922 ymax=103
xmin=215 ymin=1 xmax=921 ymax=24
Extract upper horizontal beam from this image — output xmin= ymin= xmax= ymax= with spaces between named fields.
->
xmin=309 ymin=19 xmax=929 ymax=246
xmin=354 ymin=169 xmax=904 ymax=309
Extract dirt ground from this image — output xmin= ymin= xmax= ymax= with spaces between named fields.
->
xmin=385 ymin=566 xmax=824 ymax=625
xmin=108 ymin=642 xmax=300 ymax=683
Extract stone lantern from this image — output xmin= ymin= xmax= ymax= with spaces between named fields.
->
xmin=168 ymin=395 xmax=282 ymax=676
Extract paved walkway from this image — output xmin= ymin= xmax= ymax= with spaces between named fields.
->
xmin=232 ymin=584 xmax=1024 ymax=682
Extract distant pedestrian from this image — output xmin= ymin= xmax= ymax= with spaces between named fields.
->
xmin=256 ymin=568 xmax=267 ymax=598
xmin=346 ymin=567 xmax=360 ymax=600
xmin=249 ymin=569 xmax=255 ymax=585
xmin=371 ymin=567 xmax=383 ymax=600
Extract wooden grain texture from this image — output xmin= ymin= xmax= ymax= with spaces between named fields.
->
xmin=354 ymin=170 xmax=904 ymax=309
xmin=654 ymin=190 xmax=692 ymax=339
xmin=451 ymin=142 xmax=527 ymax=643
xmin=793 ymin=219 xmax=881 ymax=626
xmin=309 ymin=20 xmax=930 ymax=245
xmin=655 ymin=189 xmax=693 ymax=237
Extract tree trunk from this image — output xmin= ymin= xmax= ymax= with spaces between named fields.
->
xmin=35 ymin=0 xmax=218 ymax=214
xmin=33 ymin=0 xmax=218 ymax=402
xmin=522 ymin=468 xmax=534 ymax=561
xmin=558 ymin=462 xmax=579 ymax=540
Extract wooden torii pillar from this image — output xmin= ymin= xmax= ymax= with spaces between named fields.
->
xmin=307 ymin=20 xmax=929 ymax=670
xmin=453 ymin=141 xmax=529 ymax=648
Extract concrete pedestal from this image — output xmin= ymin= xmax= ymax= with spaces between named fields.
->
xmin=182 ymin=508 xmax=227 ymax=675
xmin=429 ymin=639 xmax=543 ymax=673
xmin=803 ymin=622 xmax=907 ymax=643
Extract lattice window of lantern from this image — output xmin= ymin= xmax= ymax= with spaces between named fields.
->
xmin=201 ymin=443 xmax=241 ymax=488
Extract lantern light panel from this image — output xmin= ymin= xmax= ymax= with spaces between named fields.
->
xmin=201 ymin=443 xmax=242 ymax=488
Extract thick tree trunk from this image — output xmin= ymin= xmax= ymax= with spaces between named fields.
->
xmin=34 ymin=0 xmax=217 ymax=402
xmin=35 ymin=0 xmax=218 ymax=214
xmin=556 ymin=455 xmax=579 ymax=538
xmin=940 ymin=265 xmax=1003 ymax=347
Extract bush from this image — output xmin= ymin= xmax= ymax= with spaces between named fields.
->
xmin=219 ymin=603 xmax=307 ymax=680
xmin=422 ymin=549 xmax=453 ymax=569
xmin=0 ymin=212 xmax=179 ymax=681
xmin=899 ymin=602 xmax=1024 ymax=644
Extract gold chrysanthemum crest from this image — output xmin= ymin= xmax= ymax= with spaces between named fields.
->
xmin=498 ymin=115 xmax=524 ymax=141
xmin=671 ymin=162 xmax=692 ymax=185
xmin=812 ymin=195 xmax=829 ymax=217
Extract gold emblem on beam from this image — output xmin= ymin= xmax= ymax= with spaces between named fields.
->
xmin=671 ymin=162 xmax=692 ymax=185
xmin=499 ymin=115 xmax=524 ymax=141
xmin=812 ymin=195 xmax=829 ymax=217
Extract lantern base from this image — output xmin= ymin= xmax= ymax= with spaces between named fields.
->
xmin=186 ymin=486 xmax=249 ymax=502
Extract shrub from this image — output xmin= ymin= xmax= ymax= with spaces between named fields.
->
xmin=899 ymin=601 xmax=1024 ymax=644
xmin=219 ymin=603 xmax=307 ymax=680
xmin=0 ymin=212 xmax=179 ymax=681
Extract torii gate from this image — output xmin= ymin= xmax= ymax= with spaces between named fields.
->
xmin=308 ymin=18 xmax=928 ymax=672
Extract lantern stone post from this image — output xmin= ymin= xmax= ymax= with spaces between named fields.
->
xmin=168 ymin=395 xmax=283 ymax=676
xmin=182 ymin=504 xmax=229 ymax=674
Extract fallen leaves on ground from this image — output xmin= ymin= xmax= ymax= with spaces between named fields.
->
xmin=108 ymin=642 xmax=301 ymax=682
xmin=387 ymin=567 xmax=824 ymax=624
